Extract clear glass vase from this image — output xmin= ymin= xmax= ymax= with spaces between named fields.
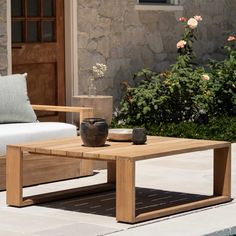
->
xmin=88 ymin=77 xmax=96 ymax=96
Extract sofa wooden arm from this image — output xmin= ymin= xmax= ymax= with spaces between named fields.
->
xmin=31 ymin=105 xmax=94 ymax=124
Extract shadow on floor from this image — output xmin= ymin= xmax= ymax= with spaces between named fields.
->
xmin=40 ymin=187 xmax=211 ymax=217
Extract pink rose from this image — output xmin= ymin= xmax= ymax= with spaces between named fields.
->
xmin=202 ymin=74 xmax=210 ymax=81
xmin=178 ymin=17 xmax=188 ymax=22
xmin=227 ymin=35 xmax=236 ymax=42
xmin=176 ymin=40 xmax=187 ymax=49
xmin=194 ymin=15 xmax=203 ymax=22
xmin=187 ymin=18 xmax=198 ymax=29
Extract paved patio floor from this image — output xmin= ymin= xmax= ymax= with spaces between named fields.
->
xmin=0 ymin=144 xmax=235 ymax=236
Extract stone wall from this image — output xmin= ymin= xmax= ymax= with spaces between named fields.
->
xmin=0 ymin=0 xmax=235 ymax=104
xmin=77 ymin=0 xmax=236 ymax=106
xmin=0 ymin=0 xmax=7 ymax=75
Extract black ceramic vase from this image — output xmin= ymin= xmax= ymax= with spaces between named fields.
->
xmin=132 ymin=127 xmax=147 ymax=145
xmin=80 ymin=118 xmax=108 ymax=147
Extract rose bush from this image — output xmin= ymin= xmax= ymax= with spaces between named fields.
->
xmin=113 ymin=14 xmax=236 ymax=135
xmin=208 ymin=36 xmax=236 ymax=115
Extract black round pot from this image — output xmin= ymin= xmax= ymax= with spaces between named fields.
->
xmin=80 ymin=118 xmax=108 ymax=147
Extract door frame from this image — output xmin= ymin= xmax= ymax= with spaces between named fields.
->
xmin=6 ymin=0 xmax=78 ymax=106
xmin=6 ymin=0 xmax=12 ymax=75
xmin=64 ymin=0 xmax=78 ymax=106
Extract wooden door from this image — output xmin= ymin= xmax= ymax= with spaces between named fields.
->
xmin=11 ymin=0 xmax=65 ymax=121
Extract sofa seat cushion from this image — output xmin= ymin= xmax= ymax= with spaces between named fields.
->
xmin=0 ymin=122 xmax=77 ymax=155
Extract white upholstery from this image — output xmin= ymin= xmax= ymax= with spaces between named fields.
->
xmin=0 ymin=122 xmax=77 ymax=155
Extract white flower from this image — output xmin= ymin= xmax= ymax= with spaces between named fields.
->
xmin=176 ymin=40 xmax=187 ymax=49
xmin=92 ymin=63 xmax=107 ymax=78
xmin=187 ymin=18 xmax=198 ymax=29
xmin=202 ymin=74 xmax=210 ymax=81
xmin=194 ymin=15 xmax=202 ymax=22
xmin=228 ymin=35 xmax=236 ymax=42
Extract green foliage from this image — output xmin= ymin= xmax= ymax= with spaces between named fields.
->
xmin=111 ymin=115 xmax=236 ymax=142
xmin=208 ymin=44 xmax=236 ymax=115
xmin=172 ymin=23 xmax=197 ymax=71
xmin=145 ymin=116 xmax=236 ymax=142
xmin=115 ymin=66 xmax=211 ymax=126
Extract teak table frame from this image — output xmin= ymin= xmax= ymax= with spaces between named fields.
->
xmin=6 ymin=136 xmax=232 ymax=223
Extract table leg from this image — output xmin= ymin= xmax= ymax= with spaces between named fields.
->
xmin=6 ymin=146 xmax=23 ymax=206
xmin=116 ymin=158 xmax=135 ymax=223
xmin=214 ymin=146 xmax=231 ymax=197
xmin=107 ymin=161 xmax=116 ymax=184
xmin=6 ymin=148 xmax=116 ymax=207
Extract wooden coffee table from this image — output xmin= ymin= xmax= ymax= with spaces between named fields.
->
xmin=6 ymin=136 xmax=232 ymax=223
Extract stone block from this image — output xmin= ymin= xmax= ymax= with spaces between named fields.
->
xmin=0 ymin=1 xmax=6 ymax=19
xmin=98 ymin=0 xmax=123 ymax=18
xmin=87 ymin=40 xmax=97 ymax=51
xmin=78 ymin=49 xmax=105 ymax=71
xmin=78 ymin=32 xmax=89 ymax=49
xmin=97 ymin=37 xmax=110 ymax=57
xmin=146 ymin=33 xmax=164 ymax=54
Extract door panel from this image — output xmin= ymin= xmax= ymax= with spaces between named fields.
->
xmin=11 ymin=0 xmax=65 ymax=121
xmin=13 ymin=63 xmax=57 ymax=118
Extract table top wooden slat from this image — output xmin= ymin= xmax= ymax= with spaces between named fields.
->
xmin=9 ymin=136 xmax=230 ymax=161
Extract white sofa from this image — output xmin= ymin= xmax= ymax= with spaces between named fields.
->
xmin=0 ymin=105 xmax=94 ymax=191
xmin=0 ymin=73 xmax=94 ymax=190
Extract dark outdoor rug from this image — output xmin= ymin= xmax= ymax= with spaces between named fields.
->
xmin=40 ymin=187 xmax=211 ymax=217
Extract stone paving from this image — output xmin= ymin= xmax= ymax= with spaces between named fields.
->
xmin=0 ymin=144 xmax=235 ymax=236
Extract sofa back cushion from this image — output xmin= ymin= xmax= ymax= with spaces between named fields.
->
xmin=0 ymin=73 xmax=37 ymax=123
